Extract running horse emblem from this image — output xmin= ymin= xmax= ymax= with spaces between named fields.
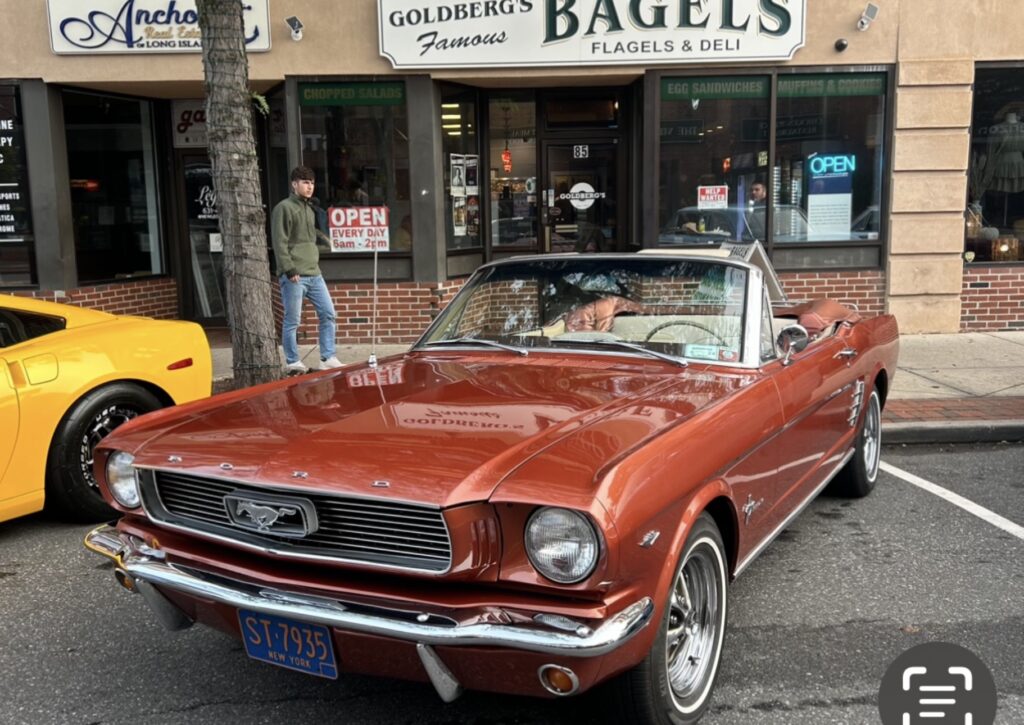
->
xmin=234 ymin=500 xmax=298 ymax=532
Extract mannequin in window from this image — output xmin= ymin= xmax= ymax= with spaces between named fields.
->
xmin=986 ymin=110 xmax=1024 ymax=194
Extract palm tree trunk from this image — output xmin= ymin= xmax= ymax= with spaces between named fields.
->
xmin=197 ymin=0 xmax=279 ymax=388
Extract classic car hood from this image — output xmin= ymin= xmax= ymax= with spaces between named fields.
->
xmin=124 ymin=353 xmax=745 ymax=507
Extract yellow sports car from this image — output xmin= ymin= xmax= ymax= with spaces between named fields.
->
xmin=1 ymin=294 xmax=211 ymax=523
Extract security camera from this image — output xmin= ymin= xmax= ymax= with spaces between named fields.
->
xmin=285 ymin=16 xmax=303 ymax=41
xmin=857 ymin=2 xmax=879 ymax=31
xmin=835 ymin=38 xmax=849 ymax=52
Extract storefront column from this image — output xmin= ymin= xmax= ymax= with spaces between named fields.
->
xmin=20 ymin=80 xmax=76 ymax=291
xmin=887 ymin=59 xmax=973 ymax=332
xmin=641 ymin=71 xmax=661 ymax=247
xmin=405 ymin=76 xmax=445 ymax=284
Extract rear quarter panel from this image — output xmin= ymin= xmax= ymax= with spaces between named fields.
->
xmin=0 ymin=316 xmax=211 ymax=520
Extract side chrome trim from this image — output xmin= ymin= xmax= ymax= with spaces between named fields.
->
xmin=733 ymin=447 xmax=855 ymax=578
xmin=84 ymin=525 xmax=655 ymax=658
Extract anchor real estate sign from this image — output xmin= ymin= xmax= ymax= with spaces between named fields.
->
xmin=378 ymin=0 xmax=805 ymax=69
xmin=47 ymin=0 xmax=270 ymax=54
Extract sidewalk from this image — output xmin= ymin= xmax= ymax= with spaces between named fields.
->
xmin=206 ymin=329 xmax=1024 ymax=445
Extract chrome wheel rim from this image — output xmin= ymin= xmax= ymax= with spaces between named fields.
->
xmin=79 ymin=405 xmax=140 ymax=490
xmin=863 ymin=393 xmax=881 ymax=482
xmin=666 ymin=541 xmax=722 ymax=705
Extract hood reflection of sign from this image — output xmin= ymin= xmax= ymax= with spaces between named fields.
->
xmin=561 ymin=182 xmax=606 ymax=211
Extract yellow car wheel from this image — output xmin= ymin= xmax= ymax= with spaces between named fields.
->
xmin=46 ymin=382 xmax=162 ymax=521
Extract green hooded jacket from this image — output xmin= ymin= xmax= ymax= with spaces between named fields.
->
xmin=271 ymin=193 xmax=324 ymax=277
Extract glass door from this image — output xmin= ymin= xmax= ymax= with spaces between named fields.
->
xmin=542 ymin=140 xmax=621 ymax=253
xmin=181 ymin=153 xmax=227 ymax=323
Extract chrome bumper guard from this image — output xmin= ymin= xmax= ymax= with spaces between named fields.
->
xmin=86 ymin=524 xmax=654 ymax=660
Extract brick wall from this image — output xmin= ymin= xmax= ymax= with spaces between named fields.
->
xmin=961 ymin=265 xmax=1024 ymax=331
xmin=777 ymin=270 xmax=886 ymax=316
xmin=291 ymin=279 xmax=468 ymax=345
xmin=12 ymin=278 xmax=179 ymax=319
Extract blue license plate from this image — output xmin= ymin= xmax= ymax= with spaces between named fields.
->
xmin=238 ymin=609 xmax=338 ymax=679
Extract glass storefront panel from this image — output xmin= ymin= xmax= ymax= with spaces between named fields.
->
xmin=658 ymin=76 xmax=771 ymax=245
xmin=489 ymin=93 xmax=538 ymax=250
xmin=441 ymin=86 xmax=480 ymax=251
xmin=773 ymin=73 xmax=887 ymax=245
xmin=967 ymin=66 xmax=1024 ymax=263
xmin=64 ymin=90 xmax=163 ymax=283
xmin=298 ymin=82 xmax=411 ymax=254
xmin=0 ymin=84 xmax=35 ymax=287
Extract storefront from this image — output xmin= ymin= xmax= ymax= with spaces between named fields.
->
xmin=1 ymin=0 xmax=1022 ymax=338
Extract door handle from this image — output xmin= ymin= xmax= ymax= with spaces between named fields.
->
xmin=834 ymin=348 xmax=858 ymax=360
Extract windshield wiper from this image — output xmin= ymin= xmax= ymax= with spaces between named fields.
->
xmin=419 ymin=338 xmax=529 ymax=356
xmin=550 ymin=338 xmax=688 ymax=367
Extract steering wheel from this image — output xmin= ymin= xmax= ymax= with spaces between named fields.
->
xmin=643 ymin=320 xmax=729 ymax=346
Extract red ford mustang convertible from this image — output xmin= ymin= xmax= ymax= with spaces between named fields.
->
xmin=86 ymin=251 xmax=898 ymax=723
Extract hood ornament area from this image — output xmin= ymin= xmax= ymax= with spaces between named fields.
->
xmin=224 ymin=492 xmax=319 ymax=538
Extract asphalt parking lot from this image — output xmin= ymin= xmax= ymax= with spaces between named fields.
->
xmin=1 ymin=442 xmax=1021 ymax=725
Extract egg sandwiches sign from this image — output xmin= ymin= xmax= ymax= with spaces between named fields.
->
xmin=47 ymin=0 xmax=270 ymax=54
xmin=379 ymin=0 xmax=804 ymax=69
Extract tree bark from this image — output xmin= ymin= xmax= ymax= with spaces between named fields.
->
xmin=196 ymin=0 xmax=279 ymax=388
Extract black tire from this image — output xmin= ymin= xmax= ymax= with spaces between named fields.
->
xmin=604 ymin=513 xmax=728 ymax=725
xmin=46 ymin=382 xmax=162 ymax=521
xmin=830 ymin=388 xmax=882 ymax=498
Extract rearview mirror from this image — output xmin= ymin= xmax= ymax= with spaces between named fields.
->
xmin=777 ymin=323 xmax=810 ymax=365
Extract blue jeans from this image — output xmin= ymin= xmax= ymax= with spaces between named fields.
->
xmin=279 ymin=274 xmax=337 ymax=364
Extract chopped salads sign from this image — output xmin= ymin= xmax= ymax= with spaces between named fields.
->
xmin=47 ymin=0 xmax=270 ymax=54
xmin=379 ymin=0 xmax=805 ymax=69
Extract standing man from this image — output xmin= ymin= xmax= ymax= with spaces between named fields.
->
xmin=271 ymin=166 xmax=341 ymax=374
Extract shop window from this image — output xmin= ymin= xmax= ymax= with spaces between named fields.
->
xmin=441 ymin=87 xmax=481 ymax=251
xmin=64 ymin=90 xmax=163 ymax=284
xmin=657 ymin=76 xmax=771 ymax=245
xmin=966 ymin=66 xmax=1024 ymax=263
xmin=0 ymin=85 xmax=37 ymax=287
xmin=489 ymin=93 xmax=538 ymax=251
xmin=298 ymin=82 xmax=411 ymax=255
xmin=656 ymin=72 xmax=888 ymax=269
xmin=773 ymin=73 xmax=886 ymax=253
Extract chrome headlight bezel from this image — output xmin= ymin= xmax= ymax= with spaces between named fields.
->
xmin=105 ymin=451 xmax=141 ymax=509
xmin=524 ymin=507 xmax=602 ymax=584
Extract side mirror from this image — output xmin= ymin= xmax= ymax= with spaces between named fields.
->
xmin=777 ymin=323 xmax=810 ymax=365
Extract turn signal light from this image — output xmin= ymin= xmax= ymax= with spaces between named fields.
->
xmin=167 ymin=358 xmax=194 ymax=370
xmin=538 ymin=664 xmax=579 ymax=696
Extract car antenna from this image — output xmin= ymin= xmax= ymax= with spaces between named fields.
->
xmin=368 ymin=233 xmax=380 ymax=369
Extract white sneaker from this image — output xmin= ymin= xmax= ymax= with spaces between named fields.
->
xmin=320 ymin=356 xmax=343 ymax=370
xmin=284 ymin=361 xmax=308 ymax=375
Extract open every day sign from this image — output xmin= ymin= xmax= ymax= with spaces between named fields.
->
xmin=328 ymin=207 xmax=390 ymax=252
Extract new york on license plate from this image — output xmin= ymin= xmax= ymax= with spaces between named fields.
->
xmin=238 ymin=609 xmax=338 ymax=679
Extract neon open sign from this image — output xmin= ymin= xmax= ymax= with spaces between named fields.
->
xmin=809 ymin=154 xmax=856 ymax=175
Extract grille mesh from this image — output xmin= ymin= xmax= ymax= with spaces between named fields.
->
xmin=146 ymin=470 xmax=452 ymax=572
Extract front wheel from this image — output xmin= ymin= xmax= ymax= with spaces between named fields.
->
xmin=831 ymin=388 xmax=882 ymax=498
xmin=46 ymin=383 xmax=162 ymax=521
xmin=605 ymin=513 xmax=728 ymax=724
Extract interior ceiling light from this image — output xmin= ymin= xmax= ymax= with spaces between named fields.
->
xmin=441 ymin=114 xmax=461 ymax=120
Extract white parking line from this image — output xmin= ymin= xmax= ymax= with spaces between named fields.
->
xmin=880 ymin=461 xmax=1024 ymax=542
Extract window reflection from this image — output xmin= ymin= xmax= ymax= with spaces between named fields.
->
xmin=299 ymin=82 xmax=411 ymax=254
xmin=64 ymin=90 xmax=163 ymax=283
xmin=489 ymin=93 xmax=538 ymax=249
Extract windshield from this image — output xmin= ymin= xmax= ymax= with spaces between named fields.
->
xmin=418 ymin=257 xmax=748 ymax=364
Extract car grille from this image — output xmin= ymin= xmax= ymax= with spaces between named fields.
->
xmin=141 ymin=469 xmax=452 ymax=573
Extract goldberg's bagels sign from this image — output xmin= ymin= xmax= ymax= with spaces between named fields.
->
xmin=47 ymin=0 xmax=270 ymax=54
xmin=379 ymin=0 xmax=805 ymax=69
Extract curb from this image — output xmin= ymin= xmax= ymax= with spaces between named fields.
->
xmin=883 ymin=420 xmax=1024 ymax=445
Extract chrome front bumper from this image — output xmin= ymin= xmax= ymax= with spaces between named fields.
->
xmin=86 ymin=525 xmax=654 ymax=684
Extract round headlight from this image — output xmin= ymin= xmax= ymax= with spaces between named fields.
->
xmin=525 ymin=507 xmax=600 ymax=584
xmin=106 ymin=451 xmax=141 ymax=508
